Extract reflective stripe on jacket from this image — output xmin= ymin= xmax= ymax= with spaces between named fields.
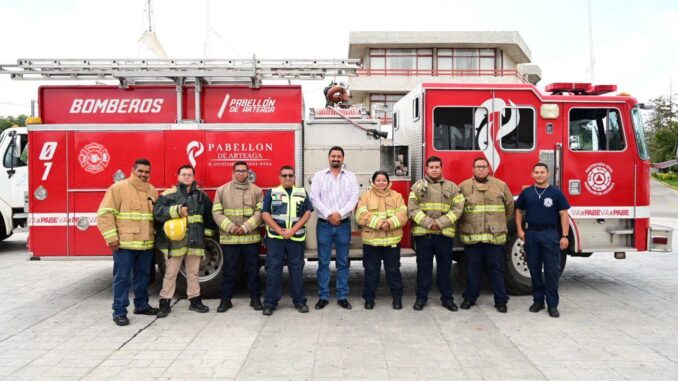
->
xmin=97 ymin=174 xmax=157 ymax=250
xmin=212 ymin=181 xmax=263 ymax=245
xmin=458 ymin=176 xmax=514 ymax=245
xmin=408 ymin=176 xmax=464 ymax=238
xmin=266 ymin=186 xmax=310 ymax=242
xmin=355 ymin=187 xmax=408 ymax=247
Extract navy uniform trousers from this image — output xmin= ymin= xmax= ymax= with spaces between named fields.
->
xmin=525 ymin=228 xmax=561 ymax=307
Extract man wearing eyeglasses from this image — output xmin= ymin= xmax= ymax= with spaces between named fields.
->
xmin=260 ymin=166 xmax=314 ymax=315
xmin=154 ymin=164 xmax=217 ymax=317
xmin=458 ymin=158 xmax=514 ymax=313
xmin=213 ymin=161 xmax=264 ymax=313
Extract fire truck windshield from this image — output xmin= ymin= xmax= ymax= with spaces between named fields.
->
xmin=631 ymin=107 xmax=650 ymax=160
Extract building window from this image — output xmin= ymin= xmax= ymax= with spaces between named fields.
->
xmin=569 ymin=108 xmax=625 ymax=152
xmin=413 ymin=97 xmax=420 ymax=121
xmin=500 ymin=108 xmax=536 ymax=150
xmin=370 ymin=94 xmax=404 ymax=124
xmin=369 ymin=49 xmax=433 ymax=74
xmin=437 ymin=48 xmax=498 ymax=74
xmin=433 ymin=107 xmax=489 ymax=151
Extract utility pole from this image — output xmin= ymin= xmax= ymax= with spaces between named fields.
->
xmin=587 ymin=0 xmax=595 ymax=83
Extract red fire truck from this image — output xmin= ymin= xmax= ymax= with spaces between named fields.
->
xmin=3 ymin=58 xmax=400 ymax=296
xmin=0 ymin=59 xmax=672 ymax=296
xmin=393 ymin=82 xmax=673 ymax=293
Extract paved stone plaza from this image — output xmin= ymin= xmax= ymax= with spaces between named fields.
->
xmin=1 ymin=181 xmax=677 ymax=380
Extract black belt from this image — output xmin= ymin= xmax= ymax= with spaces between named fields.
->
xmin=318 ymin=217 xmax=350 ymax=224
xmin=527 ymin=224 xmax=557 ymax=231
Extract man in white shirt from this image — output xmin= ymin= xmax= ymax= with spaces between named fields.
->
xmin=309 ymin=146 xmax=360 ymax=310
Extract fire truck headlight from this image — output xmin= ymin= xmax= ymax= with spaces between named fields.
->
xmin=540 ymin=104 xmax=560 ymax=119
xmin=113 ymin=170 xmax=126 ymax=183
xmin=248 ymin=170 xmax=257 ymax=183
xmin=76 ymin=217 xmax=90 ymax=231
xmin=34 ymin=186 xmax=48 ymax=200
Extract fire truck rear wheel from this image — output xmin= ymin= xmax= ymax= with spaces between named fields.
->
xmin=0 ymin=215 xmax=11 ymax=241
xmin=504 ymin=234 xmax=568 ymax=296
xmin=156 ymin=238 xmax=225 ymax=299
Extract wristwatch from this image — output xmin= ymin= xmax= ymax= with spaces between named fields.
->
xmin=561 ymin=235 xmax=569 ymax=239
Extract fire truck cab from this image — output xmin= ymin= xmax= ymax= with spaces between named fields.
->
xmin=0 ymin=126 xmax=28 ymax=241
xmin=393 ymin=82 xmax=673 ymax=293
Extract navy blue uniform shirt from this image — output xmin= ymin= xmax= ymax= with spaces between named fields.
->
xmin=515 ymin=185 xmax=570 ymax=226
xmin=262 ymin=187 xmax=314 ymax=215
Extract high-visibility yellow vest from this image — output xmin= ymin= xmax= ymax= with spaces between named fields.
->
xmin=266 ymin=186 xmax=309 ymax=242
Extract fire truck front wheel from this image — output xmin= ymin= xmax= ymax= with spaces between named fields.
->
xmin=0 ymin=214 xmax=11 ymax=241
xmin=504 ymin=234 xmax=568 ymax=296
xmin=156 ymin=238 xmax=225 ymax=299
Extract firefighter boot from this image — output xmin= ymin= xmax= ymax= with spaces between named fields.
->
xmin=189 ymin=297 xmax=209 ymax=313
xmin=157 ymin=298 xmax=171 ymax=318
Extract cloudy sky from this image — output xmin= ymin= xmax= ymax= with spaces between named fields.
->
xmin=1 ymin=0 xmax=676 ymax=116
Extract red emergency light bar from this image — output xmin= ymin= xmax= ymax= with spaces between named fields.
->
xmin=586 ymin=85 xmax=617 ymax=95
xmin=545 ymin=82 xmax=592 ymax=94
xmin=545 ymin=82 xmax=618 ymax=96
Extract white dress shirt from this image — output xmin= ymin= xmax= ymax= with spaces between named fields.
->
xmin=309 ymin=168 xmax=360 ymax=220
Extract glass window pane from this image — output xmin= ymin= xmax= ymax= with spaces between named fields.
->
xmin=387 ymin=56 xmax=415 ymax=69
xmin=631 ymin=108 xmax=650 ymax=160
xmin=370 ymin=57 xmax=385 ymax=70
xmin=438 ymin=49 xmax=452 ymax=56
xmin=480 ymin=49 xmax=495 ymax=56
xmin=387 ymin=48 xmax=414 ymax=55
xmin=480 ymin=57 xmax=495 ymax=70
xmin=455 ymin=49 xmax=478 ymax=57
xmin=606 ymin=110 xmax=625 ymax=150
xmin=433 ymin=107 xmax=487 ymax=151
xmin=569 ymin=108 xmax=625 ymax=151
xmin=456 ymin=57 xmax=477 ymax=70
xmin=418 ymin=56 xmax=432 ymax=70
xmin=500 ymin=108 xmax=535 ymax=150
xmin=370 ymin=49 xmax=385 ymax=55
xmin=418 ymin=49 xmax=433 ymax=54
xmin=437 ymin=57 xmax=453 ymax=70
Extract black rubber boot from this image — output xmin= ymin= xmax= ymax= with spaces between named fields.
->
xmin=189 ymin=296 xmax=209 ymax=313
xmin=157 ymin=298 xmax=171 ymax=318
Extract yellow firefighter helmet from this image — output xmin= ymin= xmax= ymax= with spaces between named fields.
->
xmin=163 ymin=217 xmax=187 ymax=241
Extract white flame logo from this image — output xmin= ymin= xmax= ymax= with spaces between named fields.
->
xmin=475 ymin=97 xmax=520 ymax=172
xmin=186 ymin=141 xmax=204 ymax=168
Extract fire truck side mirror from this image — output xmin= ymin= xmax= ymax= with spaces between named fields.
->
xmin=6 ymin=131 xmax=18 ymax=178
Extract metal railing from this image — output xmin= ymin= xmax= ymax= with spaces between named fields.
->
xmin=357 ymin=68 xmax=522 ymax=79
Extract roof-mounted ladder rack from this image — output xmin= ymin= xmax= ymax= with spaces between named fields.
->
xmin=0 ymin=57 xmax=361 ymax=123
xmin=0 ymin=57 xmax=361 ymax=88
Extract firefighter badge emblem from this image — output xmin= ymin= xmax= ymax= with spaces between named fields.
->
xmin=78 ymin=143 xmax=110 ymax=174
xmin=585 ymin=162 xmax=614 ymax=195
xmin=543 ymin=197 xmax=553 ymax=208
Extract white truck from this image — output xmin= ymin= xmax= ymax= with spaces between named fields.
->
xmin=0 ymin=126 xmax=28 ymax=241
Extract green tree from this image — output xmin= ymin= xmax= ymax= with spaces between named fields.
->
xmin=645 ymin=96 xmax=678 ymax=171
xmin=0 ymin=115 xmax=27 ymax=131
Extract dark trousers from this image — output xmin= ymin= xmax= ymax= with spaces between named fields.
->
xmin=264 ymin=238 xmax=307 ymax=308
xmin=462 ymin=243 xmax=509 ymax=306
xmin=112 ymin=248 xmax=153 ymax=317
xmin=415 ymin=235 xmax=454 ymax=302
xmin=221 ymin=243 xmax=261 ymax=300
xmin=362 ymin=244 xmax=404 ymax=301
xmin=525 ymin=229 xmax=561 ymax=307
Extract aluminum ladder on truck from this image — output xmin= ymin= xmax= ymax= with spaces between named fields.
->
xmin=0 ymin=57 xmax=361 ymax=122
